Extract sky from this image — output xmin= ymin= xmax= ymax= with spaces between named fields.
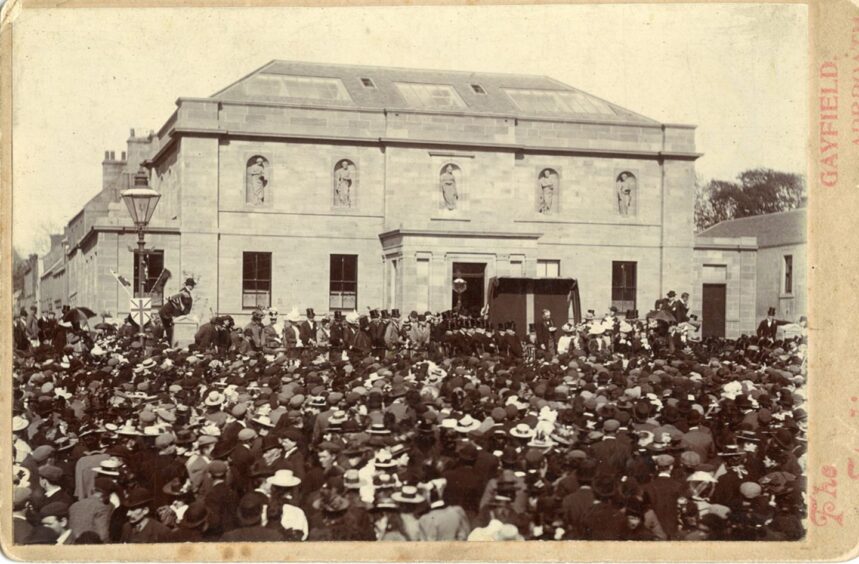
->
xmin=11 ymin=3 xmax=808 ymax=255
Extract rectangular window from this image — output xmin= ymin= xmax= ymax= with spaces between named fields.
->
xmin=394 ymin=82 xmax=467 ymax=109
xmin=242 ymin=252 xmax=272 ymax=309
xmin=133 ymin=250 xmax=165 ymax=307
xmin=784 ymin=255 xmax=793 ymax=295
xmin=504 ymin=88 xmax=616 ymax=116
xmin=536 ymin=259 xmax=560 ymax=278
xmin=611 ymin=261 xmax=637 ymax=313
xmin=330 ymin=254 xmax=358 ymax=311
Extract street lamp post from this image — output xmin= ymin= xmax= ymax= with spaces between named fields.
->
xmin=121 ymin=168 xmax=161 ymax=347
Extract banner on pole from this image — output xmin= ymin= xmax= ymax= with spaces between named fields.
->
xmin=129 ymin=297 xmax=152 ymax=327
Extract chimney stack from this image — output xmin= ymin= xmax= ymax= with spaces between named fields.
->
xmin=104 ymin=151 xmax=110 ymax=160
xmin=121 ymin=151 xmax=127 ymax=161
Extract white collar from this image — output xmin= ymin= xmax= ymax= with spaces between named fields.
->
xmin=56 ymin=529 xmax=72 ymax=545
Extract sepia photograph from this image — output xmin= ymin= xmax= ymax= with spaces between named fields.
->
xmin=2 ymin=1 xmax=819 ymax=557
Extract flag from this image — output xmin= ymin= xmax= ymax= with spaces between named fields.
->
xmin=110 ymin=269 xmax=131 ymax=288
xmin=109 ymin=269 xmax=134 ymax=298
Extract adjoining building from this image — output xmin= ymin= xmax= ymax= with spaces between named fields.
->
xmin=32 ymin=61 xmax=704 ymax=343
xmin=693 ymin=208 xmax=807 ymax=338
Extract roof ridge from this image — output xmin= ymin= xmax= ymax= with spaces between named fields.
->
xmin=264 ymin=59 xmax=556 ymax=80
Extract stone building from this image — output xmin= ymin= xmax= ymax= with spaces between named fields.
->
xmin=33 ymin=61 xmax=703 ymax=343
xmin=133 ymin=60 xmax=700 ymax=341
xmin=693 ymin=208 xmax=806 ymax=338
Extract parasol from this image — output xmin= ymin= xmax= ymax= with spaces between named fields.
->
xmin=63 ymin=307 xmax=97 ymax=323
xmin=648 ymin=310 xmax=676 ymax=324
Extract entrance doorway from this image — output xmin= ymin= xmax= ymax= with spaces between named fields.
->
xmin=452 ymin=262 xmax=486 ymax=315
xmin=702 ymin=283 xmax=727 ymax=338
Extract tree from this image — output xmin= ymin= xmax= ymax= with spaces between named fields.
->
xmin=694 ymin=168 xmax=806 ymax=232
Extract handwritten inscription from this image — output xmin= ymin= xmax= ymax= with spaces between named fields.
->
xmin=810 ymin=464 xmax=843 ymax=526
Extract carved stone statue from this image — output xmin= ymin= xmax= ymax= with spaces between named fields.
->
xmin=538 ymin=169 xmax=558 ymax=214
xmin=616 ymin=171 xmax=636 ymax=215
xmin=247 ymin=157 xmax=268 ymax=205
xmin=440 ymin=164 xmax=459 ymax=210
xmin=334 ymin=160 xmax=354 ymax=207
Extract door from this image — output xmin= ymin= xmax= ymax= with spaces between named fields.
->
xmin=702 ymin=283 xmax=726 ymax=338
xmin=452 ymin=262 xmax=486 ymax=315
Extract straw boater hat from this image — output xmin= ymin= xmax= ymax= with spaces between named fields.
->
xmin=204 ymin=391 xmax=224 ymax=407
xmin=455 ymin=414 xmax=480 ymax=433
xmin=392 ymin=485 xmax=426 ymax=505
xmin=510 ymin=423 xmax=535 ymax=440
xmin=93 ymin=458 xmax=123 ymax=476
xmin=270 ymin=469 xmax=302 ymax=488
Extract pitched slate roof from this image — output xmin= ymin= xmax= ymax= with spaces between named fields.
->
xmin=211 ymin=60 xmax=658 ymax=124
xmin=697 ymin=208 xmax=807 ymax=248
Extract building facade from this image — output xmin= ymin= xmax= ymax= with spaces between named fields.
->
xmin=695 ymin=209 xmax=807 ymax=335
xmin=135 ymin=61 xmax=700 ymax=340
xmin=29 ymin=61 xmax=704 ymax=343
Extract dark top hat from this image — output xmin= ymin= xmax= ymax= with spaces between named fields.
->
xmin=767 ymin=307 xmax=777 ymax=316
xmin=369 ymin=309 xmax=380 ymax=319
xmin=333 ymin=311 xmax=344 ymax=321
xmin=391 ymin=309 xmax=400 ymax=318
xmin=381 ymin=310 xmax=390 ymax=319
xmin=184 ymin=278 xmax=196 ymax=288
xmin=306 ymin=308 xmax=315 ymax=319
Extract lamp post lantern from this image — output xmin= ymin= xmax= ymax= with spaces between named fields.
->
xmin=121 ymin=168 xmax=160 ymax=344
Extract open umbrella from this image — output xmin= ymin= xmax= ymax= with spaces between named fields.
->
xmin=647 ymin=310 xmax=676 ymax=324
xmin=63 ymin=307 xmax=97 ymax=324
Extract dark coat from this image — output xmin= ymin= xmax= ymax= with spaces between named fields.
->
xmin=221 ymin=525 xmax=283 ymax=542
xmin=442 ymin=463 xmax=484 ymax=515
xmin=562 ymin=486 xmax=594 ymax=538
xmin=583 ymin=501 xmax=626 ymax=540
xmin=643 ymin=476 xmax=685 ymax=538
xmin=205 ymin=481 xmax=240 ymax=536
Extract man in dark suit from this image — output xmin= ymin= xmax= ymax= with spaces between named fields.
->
xmin=220 ymin=494 xmax=283 ymax=542
xmin=643 ymin=455 xmax=685 ymax=539
xmin=590 ymin=419 xmax=632 ymax=477
xmin=441 ymin=443 xmax=484 ymax=520
xmin=672 ymin=292 xmax=690 ymax=323
xmin=535 ymin=309 xmax=557 ymax=356
xmin=757 ymin=307 xmax=785 ymax=341
xmin=299 ymin=308 xmax=318 ymax=347
xmin=159 ymin=278 xmax=195 ymax=346
xmin=561 ymin=459 xmax=597 ymax=538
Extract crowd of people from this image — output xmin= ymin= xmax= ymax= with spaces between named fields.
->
xmin=11 ymin=286 xmax=808 ymax=544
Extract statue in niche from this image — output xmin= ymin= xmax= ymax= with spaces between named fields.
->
xmin=334 ymin=159 xmax=355 ymax=207
xmin=246 ymin=156 xmax=269 ymax=205
xmin=538 ymin=168 xmax=558 ymax=214
xmin=440 ymin=164 xmax=460 ymax=210
xmin=616 ymin=171 xmax=636 ymax=215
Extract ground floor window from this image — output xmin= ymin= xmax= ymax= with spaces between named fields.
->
xmin=330 ymin=254 xmax=357 ymax=310
xmin=611 ymin=261 xmax=637 ymax=313
xmin=242 ymin=252 xmax=272 ymax=309
xmin=133 ymin=250 xmax=165 ymax=307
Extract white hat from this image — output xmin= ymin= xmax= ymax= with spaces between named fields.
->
xmin=204 ymin=391 xmax=224 ymax=407
xmin=687 ymin=470 xmax=717 ymax=484
xmin=510 ymin=423 xmax=535 ymax=439
xmin=270 ymin=469 xmax=302 ymax=488
xmin=455 ymin=415 xmax=480 ymax=433
xmin=286 ymin=308 xmax=302 ymax=323
xmin=13 ymin=416 xmax=28 ymax=432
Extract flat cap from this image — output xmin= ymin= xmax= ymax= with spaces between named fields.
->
xmin=38 ymin=465 xmax=63 ymax=482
